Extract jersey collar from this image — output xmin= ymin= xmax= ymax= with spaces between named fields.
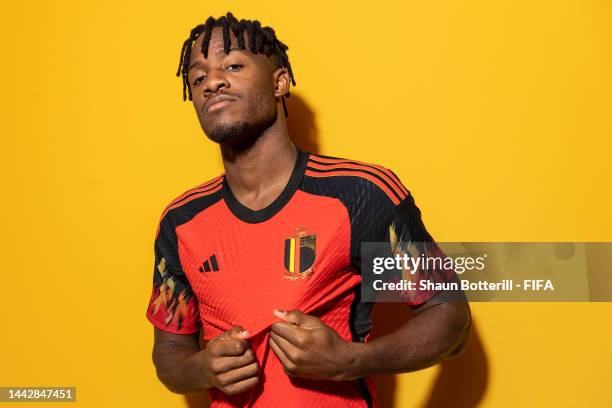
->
xmin=222 ymin=146 xmax=309 ymax=224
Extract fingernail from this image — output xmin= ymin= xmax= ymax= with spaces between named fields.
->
xmin=240 ymin=330 xmax=250 ymax=337
xmin=274 ymin=309 xmax=287 ymax=316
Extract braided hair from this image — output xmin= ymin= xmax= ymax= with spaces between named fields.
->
xmin=176 ymin=12 xmax=296 ymax=117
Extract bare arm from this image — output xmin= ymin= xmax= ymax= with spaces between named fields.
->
xmin=152 ymin=328 xmax=208 ymax=394
xmin=268 ymin=299 xmax=471 ymax=381
xmin=347 ymin=299 xmax=472 ymax=378
xmin=152 ymin=326 xmax=259 ymax=395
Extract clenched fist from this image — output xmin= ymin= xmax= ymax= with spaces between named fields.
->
xmin=269 ymin=309 xmax=360 ymax=381
xmin=199 ymin=326 xmax=259 ymax=395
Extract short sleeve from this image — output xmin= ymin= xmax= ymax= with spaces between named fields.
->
xmin=145 ymin=213 xmax=201 ymax=334
xmin=387 ymin=191 xmax=460 ymax=308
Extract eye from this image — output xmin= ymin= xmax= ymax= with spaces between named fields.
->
xmin=193 ymin=75 xmax=206 ymax=86
xmin=226 ymin=64 xmax=243 ymax=71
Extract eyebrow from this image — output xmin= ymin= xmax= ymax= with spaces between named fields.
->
xmin=188 ymin=47 xmax=247 ymax=70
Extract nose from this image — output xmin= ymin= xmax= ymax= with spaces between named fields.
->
xmin=204 ymin=68 xmax=229 ymax=95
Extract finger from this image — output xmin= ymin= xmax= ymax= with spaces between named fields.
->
xmin=221 ymin=375 xmax=259 ymax=396
xmin=209 ymin=337 xmax=249 ymax=357
xmin=209 ymin=349 xmax=257 ymax=374
xmin=270 ymin=332 xmax=302 ymax=359
xmin=274 ymin=309 xmax=320 ymax=328
xmin=273 ymin=309 xmax=305 ymax=325
xmin=223 ymin=326 xmax=251 ymax=340
xmin=269 ymin=337 xmax=296 ymax=374
xmin=217 ymin=361 xmax=259 ymax=387
xmin=270 ymin=322 xmax=305 ymax=347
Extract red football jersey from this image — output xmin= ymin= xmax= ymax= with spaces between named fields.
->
xmin=146 ymin=148 xmax=447 ymax=407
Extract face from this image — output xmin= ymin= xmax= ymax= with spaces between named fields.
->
xmin=187 ymin=26 xmax=289 ymax=146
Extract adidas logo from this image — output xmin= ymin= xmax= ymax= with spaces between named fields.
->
xmin=199 ymin=254 xmax=219 ymax=272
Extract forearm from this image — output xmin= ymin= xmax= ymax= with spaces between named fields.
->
xmin=153 ymin=342 xmax=211 ymax=394
xmin=347 ymin=301 xmax=471 ymax=379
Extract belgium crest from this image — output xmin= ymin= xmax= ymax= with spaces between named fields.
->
xmin=283 ymin=225 xmax=316 ymax=280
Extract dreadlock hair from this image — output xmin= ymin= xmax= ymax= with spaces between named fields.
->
xmin=176 ymin=12 xmax=296 ymax=117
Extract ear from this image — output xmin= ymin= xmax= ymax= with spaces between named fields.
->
xmin=273 ymin=67 xmax=290 ymax=98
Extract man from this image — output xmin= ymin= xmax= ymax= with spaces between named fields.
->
xmin=146 ymin=12 xmax=471 ymax=408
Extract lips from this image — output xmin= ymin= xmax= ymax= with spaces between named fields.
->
xmin=205 ymin=95 xmax=236 ymax=112
xmin=207 ymin=99 xmax=234 ymax=112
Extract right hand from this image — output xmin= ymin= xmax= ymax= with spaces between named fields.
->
xmin=199 ymin=326 xmax=259 ymax=396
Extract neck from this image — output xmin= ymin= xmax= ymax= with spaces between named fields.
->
xmin=220 ymin=111 xmax=297 ymax=208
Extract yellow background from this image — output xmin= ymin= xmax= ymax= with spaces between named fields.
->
xmin=1 ymin=1 xmax=611 ymax=407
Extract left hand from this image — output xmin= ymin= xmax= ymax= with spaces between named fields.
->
xmin=268 ymin=309 xmax=359 ymax=381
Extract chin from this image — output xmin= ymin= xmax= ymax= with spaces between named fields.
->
xmin=204 ymin=119 xmax=252 ymax=145
xmin=202 ymin=105 xmax=277 ymax=148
